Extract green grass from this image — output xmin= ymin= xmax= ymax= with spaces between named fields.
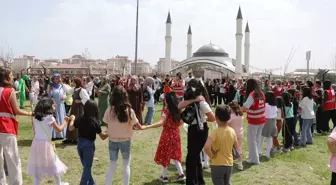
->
xmin=16 ymin=103 xmax=332 ymax=185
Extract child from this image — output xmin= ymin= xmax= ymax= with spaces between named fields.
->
xmin=204 ymin=105 xmax=237 ymax=185
xmin=273 ymin=96 xmax=284 ymax=152
xmin=328 ymin=128 xmax=336 ymax=185
xmin=69 ymin=100 xmax=108 ymax=185
xmin=143 ymin=77 xmax=155 ymax=125
xmin=104 ymin=86 xmax=144 ymax=185
xmin=143 ymin=91 xmax=185 ymax=182
xmin=260 ymin=91 xmax=278 ymax=158
xmin=228 ymin=101 xmax=244 ymax=170
xmin=282 ymin=92 xmax=295 ymax=152
xmin=299 ymin=87 xmax=315 ymax=146
xmin=26 ymin=97 xmax=70 ymax=185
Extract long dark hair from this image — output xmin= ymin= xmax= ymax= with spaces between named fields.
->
xmin=302 ymin=87 xmax=313 ymax=99
xmin=34 ymin=97 xmax=55 ymax=121
xmin=265 ymin=91 xmax=276 ymax=106
xmin=83 ymin=100 xmax=99 ymax=122
xmin=276 ymin=96 xmax=284 ymax=108
xmin=109 ymin=86 xmax=132 ymax=123
xmin=245 ymin=78 xmax=263 ymax=100
xmin=73 ymin=77 xmax=84 ymax=88
xmin=165 ymin=92 xmax=181 ymax=122
xmin=0 ymin=67 xmax=12 ymax=87
xmin=228 ymin=101 xmax=243 ymax=116
xmin=282 ymin=92 xmax=291 ymax=107
xmin=185 ymin=78 xmax=211 ymax=104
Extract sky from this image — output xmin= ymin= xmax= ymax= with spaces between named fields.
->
xmin=0 ymin=0 xmax=336 ymax=74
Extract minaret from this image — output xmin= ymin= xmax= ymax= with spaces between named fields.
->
xmin=244 ymin=22 xmax=250 ymax=74
xmin=235 ymin=6 xmax=243 ymax=78
xmin=165 ymin=11 xmax=172 ymax=74
xmin=187 ymin=25 xmax=192 ymax=58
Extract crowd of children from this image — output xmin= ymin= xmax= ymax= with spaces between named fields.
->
xmin=3 ymin=65 xmax=336 ymax=185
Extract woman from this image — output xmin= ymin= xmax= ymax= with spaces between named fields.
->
xmin=178 ymin=78 xmax=216 ymax=185
xmin=63 ymin=77 xmax=90 ymax=144
xmin=63 ymin=77 xmax=73 ymax=115
xmin=143 ymin=77 xmax=155 ymax=125
xmin=0 ymin=67 xmax=32 ymax=185
xmin=49 ymin=73 xmax=67 ymax=140
xmin=95 ymin=76 xmax=111 ymax=125
xmin=127 ymin=76 xmax=144 ymax=125
xmin=241 ymin=78 xmax=266 ymax=165
xmin=29 ymin=76 xmax=40 ymax=109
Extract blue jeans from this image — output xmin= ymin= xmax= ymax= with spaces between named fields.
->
xmin=77 ymin=138 xmax=96 ymax=185
xmin=144 ymin=107 xmax=154 ymax=125
xmin=300 ymin=119 xmax=313 ymax=145
xmin=109 ymin=140 xmax=131 ymax=161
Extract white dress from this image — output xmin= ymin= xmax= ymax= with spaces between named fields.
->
xmin=26 ymin=115 xmax=67 ymax=177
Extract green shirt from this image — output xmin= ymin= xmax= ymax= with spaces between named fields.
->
xmin=285 ymin=105 xmax=294 ymax=118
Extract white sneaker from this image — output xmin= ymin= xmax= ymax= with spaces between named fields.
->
xmin=62 ymin=182 xmax=69 ymax=185
xmin=237 ymin=161 xmax=244 ymax=171
xmin=94 ymin=157 xmax=99 ymax=161
xmin=202 ymin=162 xmax=209 ymax=169
xmin=183 ymin=123 xmax=189 ymax=133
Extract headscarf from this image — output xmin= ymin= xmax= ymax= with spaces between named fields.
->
xmin=129 ymin=75 xmax=140 ymax=91
xmin=50 ymin=73 xmax=61 ymax=89
xmin=144 ymin=77 xmax=154 ymax=88
xmin=22 ymin=75 xmax=29 ymax=80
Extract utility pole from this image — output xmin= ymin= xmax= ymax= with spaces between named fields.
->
xmin=306 ymin=51 xmax=311 ymax=80
xmin=134 ymin=0 xmax=139 ymax=75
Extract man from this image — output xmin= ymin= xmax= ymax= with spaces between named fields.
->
xmin=18 ymin=75 xmax=29 ymax=109
xmin=322 ymin=80 xmax=336 ymax=132
xmin=184 ymin=72 xmax=194 ymax=89
xmin=171 ymin=72 xmax=185 ymax=102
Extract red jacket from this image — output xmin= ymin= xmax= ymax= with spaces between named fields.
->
xmin=273 ymin=85 xmax=284 ymax=97
xmin=324 ymin=88 xmax=335 ymax=110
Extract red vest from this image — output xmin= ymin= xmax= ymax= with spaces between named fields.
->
xmin=247 ymin=91 xmax=266 ymax=125
xmin=324 ymin=88 xmax=335 ymax=110
xmin=0 ymin=87 xmax=18 ymax=135
xmin=172 ymin=79 xmax=184 ymax=98
xmin=273 ymin=85 xmax=284 ymax=97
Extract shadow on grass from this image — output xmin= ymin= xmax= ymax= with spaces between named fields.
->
xmin=17 ymin=139 xmax=32 ymax=147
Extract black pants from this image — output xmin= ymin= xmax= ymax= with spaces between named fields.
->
xmin=316 ymin=107 xmax=324 ymax=132
xmin=331 ymin=172 xmax=336 ymax=185
xmin=283 ymin=118 xmax=295 ymax=149
xmin=211 ymin=94 xmax=218 ymax=106
xmin=64 ymin=104 xmax=71 ymax=115
xmin=186 ymin=123 xmax=208 ymax=185
xmin=322 ymin=110 xmax=336 ymax=131
xmin=154 ymin=90 xmax=161 ymax=103
xmin=218 ymin=93 xmax=225 ymax=105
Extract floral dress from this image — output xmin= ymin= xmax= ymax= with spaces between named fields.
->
xmin=154 ymin=109 xmax=182 ymax=167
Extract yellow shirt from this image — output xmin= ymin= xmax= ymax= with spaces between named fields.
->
xmin=210 ymin=126 xmax=237 ymax=166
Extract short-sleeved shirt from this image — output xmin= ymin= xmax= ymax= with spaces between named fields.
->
xmin=243 ymin=94 xmax=254 ymax=109
xmin=34 ymin=115 xmax=55 ymax=140
xmin=209 ymin=126 xmax=237 ymax=166
xmin=192 ymin=101 xmax=212 ymax=124
xmin=285 ymin=105 xmax=294 ymax=118
xmin=329 ymin=130 xmax=336 ymax=173
xmin=299 ymin=97 xmax=315 ymax=119
xmin=74 ymin=117 xmax=102 ymax=141
xmin=103 ymin=107 xmax=138 ymax=142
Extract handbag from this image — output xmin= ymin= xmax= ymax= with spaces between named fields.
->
xmin=181 ymin=103 xmax=200 ymax=125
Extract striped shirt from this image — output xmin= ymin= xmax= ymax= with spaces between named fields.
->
xmin=243 ymin=95 xmax=254 ymax=109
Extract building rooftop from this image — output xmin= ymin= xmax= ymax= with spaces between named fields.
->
xmin=193 ymin=43 xmax=229 ymax=57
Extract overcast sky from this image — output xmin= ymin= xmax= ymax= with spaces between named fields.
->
xmin=0 ymin=0 xmax=335 ymax=74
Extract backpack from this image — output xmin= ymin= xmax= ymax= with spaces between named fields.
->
xmin=143 ymin=87 xmax=150 ymax=102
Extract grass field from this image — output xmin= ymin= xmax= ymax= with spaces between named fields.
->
xmin=15 ymin=103 xmax=332 ymax=185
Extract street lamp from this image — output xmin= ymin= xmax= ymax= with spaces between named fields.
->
xmin=134 ymin=0 xmax=139 ymax=75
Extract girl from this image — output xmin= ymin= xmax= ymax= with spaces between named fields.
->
xmin=62 ymin=77 xmax=72 ymax=115
xmin=204 ymin=105 xmax=238 ymax=185
xmin=328 ymin=128 xmax=336 ymax=185
xmin=299 ymin=87 xmax=315 ymax=146
xmin=260 ymin=91 xmax=278 ymax=158
xmin=104 ymin=86 xmax=144 ymax=185
xmin=30 ymin=76 xmax=40 ymax=109
xmin=0 ymin=67 xmax=33 ymax=185
xmin=228 ymin=101 xmax=244 ymax=170
xmin=26 ymin=97 xmax=70 ymax=185
xmin=143 ymin=77 xmax=155 ymax=125
xmin=69 ymin=100 xmax=108 ymax=185
xmin=178 ymin=78 xmax=215 ymax=185
xmin=287 ymin=88 xmax=300 ymax=146
xmin=241 ymin=78 xmax=265 ymax=165
xmin=143 ymin=91 xmax=185 ymax=182
xmin=282 ymin=92 xmax=295 ymax=152
xmin=272 ymin=96 xmax=284 ymax=152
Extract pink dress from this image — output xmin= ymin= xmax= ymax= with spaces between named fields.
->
xmin=228 ymin=113 xmax=243 ymax=156
xmin=329 ymin=129 xmax=336 ymax=173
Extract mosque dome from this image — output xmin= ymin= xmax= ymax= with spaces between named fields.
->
xmin=192 ymin=43 xmax=229 ymax=57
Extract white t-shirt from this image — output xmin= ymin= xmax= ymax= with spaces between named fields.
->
xmin=153 ymin=78 xmax=161 ymax=90
xmin=34 ymin=115 xmax=55 ymax=141
xmin=145 ymin=86 xmax=155 ymax=108
xmin=299 ymin=97 xmax=315 ymax=119
xmin=192 ymin=101 xmax=212 ymax=124
xmin=265 ymin=103 xmax=277 ymax=119
xmin=85 ymin=81 xmax=94 ymax=97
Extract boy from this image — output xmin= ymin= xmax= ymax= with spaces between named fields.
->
xmin=204 ymin=105 xmax=238 ymax=185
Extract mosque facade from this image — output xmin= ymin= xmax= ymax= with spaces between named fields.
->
xmin=164 ymin=7 xmax=250 ymax=80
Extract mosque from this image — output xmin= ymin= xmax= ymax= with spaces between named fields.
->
xmin=165 ymin=7 xmax=250 ymax=80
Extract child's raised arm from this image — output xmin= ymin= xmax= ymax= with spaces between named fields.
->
xmin=52 ymin=116 xmax=69 ymax=132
